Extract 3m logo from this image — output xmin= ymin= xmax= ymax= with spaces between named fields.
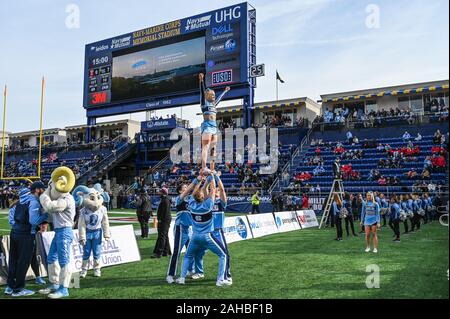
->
xmin=90 ymin=92 xmax=107 ymax=105
xmin=211 ymin=69 xmax=233 ymax=86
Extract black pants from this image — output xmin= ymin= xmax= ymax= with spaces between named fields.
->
xmin=137 ymin=211 xmax=151 ymax=238
xmin=403 ymin=219 xmax=409 ymax=233
xmin=381 ymin=214 xmax=387 ymax=226
xmin=7 ymin=232 xmax=35 ymax=291
xmin=251 ymin=205 xmax=260 ymax=214
xmin=30 ymin=242 xmax=40 ymax=278
xmin=411 ymin=214 xmax=421 ymax=231
xmin=153 ymin=220 xmax=171 ymax=256
xmin=344 ymin=215 xmax=356 ymax=236
xmin=389 ymin=219 xmax=400 ymax=239
xmin=335 ymin=216 xmax=343 ymax=239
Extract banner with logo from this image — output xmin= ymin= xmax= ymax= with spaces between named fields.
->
xmin=246 ymin=213 xmax=279 ymax=238
xmin=296 ymin=210 xmax=319 ymax=228
xmin=141 ymin=118 xmax=177 ymax=131
xmin=41 ymin=225 xmax=141 ymax=272
xmin=274 ymin=211 xmax=302 ymax=233
xmin=222 ymin=215 xmax=253 ymax=244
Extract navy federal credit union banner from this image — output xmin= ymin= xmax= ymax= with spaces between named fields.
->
xmin=84 ymin=2 xmax=250 ymax=111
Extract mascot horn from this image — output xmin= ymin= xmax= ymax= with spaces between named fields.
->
xmin=51 ymin=166 xmax=76 ymax=193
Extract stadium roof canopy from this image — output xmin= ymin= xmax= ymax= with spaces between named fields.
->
xmin=216 ymin=97 xmax=320 ymax=114
xmin=319 ymin=79 xmax=449 ymax=103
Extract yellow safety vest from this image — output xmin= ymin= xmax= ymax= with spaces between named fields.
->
xmin=251 ymin=194 xmax=260 ymax=205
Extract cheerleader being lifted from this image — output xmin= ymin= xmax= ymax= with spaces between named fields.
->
xmin=198 ymin=73 xmax=230 ymax=173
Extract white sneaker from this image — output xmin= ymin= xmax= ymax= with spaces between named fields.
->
xmin=191 ymin=273 xmax=205 ymax=280
xmin=166 ymin=275 xmax=174 ymax=284
xmin=373 ymin=248 xmax=378 ymax=253
xmin=365 ymin=247 xmax=371 ymax=253
xmin=94 ymin=269 xmax=101 ymax=277
xmin=223 ymin=278 xmax=233 ymax=285
xmin=80 ymin=270 xmax=87 ymax=278
xmin=176 ymin=277 xmax=185 ymax=285
xmin=216 ymin=280 xmax=232 ymax=287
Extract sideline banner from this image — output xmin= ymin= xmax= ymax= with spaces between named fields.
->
xmin=41 ymin=225 xmax=141 ymax=273
xmin=274 ymin=211 xmax=301 ymax=233
xmin=296 ymin=210 xmax=319 ymax=228
xmin=222 ymin=215 xmax=253 ymax=244
xmin=246 ymin=213 xmax=279 ymax=238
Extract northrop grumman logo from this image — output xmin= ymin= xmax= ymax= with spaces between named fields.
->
xmin=90 ymin=44 xmax=109 ymax=52
xmin=185 ymin=15 xmax=212 ymax=31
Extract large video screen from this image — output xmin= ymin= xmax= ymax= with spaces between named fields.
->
xmin=111 ymin=36 xmax=205 ymax=103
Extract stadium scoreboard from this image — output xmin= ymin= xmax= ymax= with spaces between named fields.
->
xmin=83 ymin=2 xmax=254 ymax=117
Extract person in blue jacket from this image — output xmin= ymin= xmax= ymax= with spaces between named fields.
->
xmin=4 ymin=182 xmax=47 ymax=297
xmin=388 ymin=195 xmax=401 ymax=242
xmin=360 ymin=191 xmax=381 ymax=253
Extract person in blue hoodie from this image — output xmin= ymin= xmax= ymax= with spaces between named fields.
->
xmin=360 ymin=191 xmax=381 ymax=253
xmin=388 ymin=195 xmax=401 ymax=242
xmin=4 ymin=182 xmax=47 ymax=297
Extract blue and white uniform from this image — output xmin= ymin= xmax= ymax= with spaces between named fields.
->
xmin=360 ymin=201 xmax=380 ymax=226
xmin=200 ymin=78 xmax=227 ymax=135
xmin=79 ymin=206 xmax=109 ymax=261
xmin=389 ymin=203 xmax=401 ymax=221
xmin=180 ymin=196 xmax=226 ymax=282
xmin=194 ymin=197 xmax=231 ymax=279
xmin=167 ymin=195 xmax=193 ymax=277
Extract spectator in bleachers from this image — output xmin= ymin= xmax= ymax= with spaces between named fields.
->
xmin=405 ymin=169 xmax=418 ymax=179
xmin=433 ymin=130 xmax=443 ymax=144
xmin=421 ymin=168 xmax=431 ymax=180
xmin=431 ymin=154 xmax=446 ymax=172
xmin=313 ymin=164 xmax=325 ymax=176
xmin=346 ymin=131 xmax=353 ymax=144
xmin=415 ymin=133 xmax=422 ymax=141
xmin=402 ymin=131 xmax=411 ymax=141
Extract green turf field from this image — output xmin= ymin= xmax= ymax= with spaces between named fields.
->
xmin=0 ymin=209 xmax=448 ymax=299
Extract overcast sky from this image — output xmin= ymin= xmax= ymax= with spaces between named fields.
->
xmin=0 ymin=0 xmax=448 ymax=132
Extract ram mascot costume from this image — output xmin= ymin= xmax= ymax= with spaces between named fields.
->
xmin=38 ymin=167 xmax=76 ymax=299
xmin=73 ymin=183 xmax=111 ymax=278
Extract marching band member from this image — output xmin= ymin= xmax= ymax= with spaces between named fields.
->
xmin=388 ymin=195 xmax=401 ymax=242
xmin=400 ymin=195 xmax=410 ymax=234
xmin=411 ymin=194 xmax=422 ymax=232
xmin=360 ymin=191 xmax=381 ymax=253
xmin=379 ymin=193 xmax=389 ymax=227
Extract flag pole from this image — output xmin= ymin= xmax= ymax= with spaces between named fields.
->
xmin=276 ymin=71 xmax=278 ymax=101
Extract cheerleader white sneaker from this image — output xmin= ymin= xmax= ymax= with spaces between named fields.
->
xmin=373 ymin=248 xmax=378 ymax=253
xmin=94 ymin=269 xmax=102 ymax=277
xmin=216 ymin=280 xmax=232 ymax=287
xmin=365 ymin=247 xmax=371 ymax=253
xmin=191 ymin=273 xmax=205 ymax=280
xmin=166 ymin=275 xmax=174 ymax=284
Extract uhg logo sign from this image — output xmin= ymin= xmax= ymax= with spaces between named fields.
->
xmin=215 ymin=6 xmax=241 ymax=23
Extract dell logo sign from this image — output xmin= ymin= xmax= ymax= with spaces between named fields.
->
xmin=215 ymin=6 xmax=241 ymax=23
xmin=212 ymin=24 xmax=233 ymax=35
